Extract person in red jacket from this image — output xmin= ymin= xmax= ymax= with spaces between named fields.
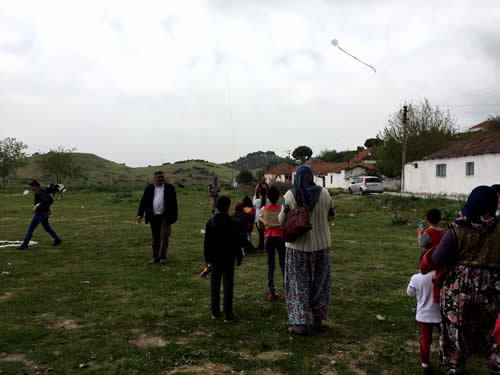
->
xmin=417 ymin=208 xmax=445 ymax=252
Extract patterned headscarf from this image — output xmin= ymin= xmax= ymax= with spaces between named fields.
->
xmin=456 ymin=185 xmax=499 ymax=233
xmin=293 ymin=165 xmax=322 ymax=211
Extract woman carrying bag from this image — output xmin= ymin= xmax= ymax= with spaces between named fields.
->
xmin=279 ymin=165 xmax=335 ymax=336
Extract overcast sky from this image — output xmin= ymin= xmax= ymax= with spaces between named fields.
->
xmin=1 ymin=1 xmax=499 ymax=167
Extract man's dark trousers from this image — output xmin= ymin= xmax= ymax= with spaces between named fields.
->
xmin=264 ymin=237 xmax=286 ymax=294
xmin=150 ymin=214 xmax=171 ymax=262
xmin=210 ymin=264 xmax=234 ymax=319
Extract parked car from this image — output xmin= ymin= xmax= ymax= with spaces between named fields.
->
xmin=348 ymin=176 xmax=384 ymax=195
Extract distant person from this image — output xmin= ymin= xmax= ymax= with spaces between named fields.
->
xmin=208 ymin=176 xmax=221 ymax=214
xmin=204 ymin=196 xmax=243 ymax=322
xmin=17 ymin=179 xmax=62 ymax=250
xmin=254 ymin=177 xmax=269 ymax=198
xmin=279 ymin=165 xmax=335 ymax=336
xmin=407 ymin=269 xmax=441 ymax=374
xmin=258 ymin=186 xmax=285 ymax=301
xmin=231 ymin=202 xmax=255 ymax=255
xmin=137 ymin=171 xmax=178 ymax=265
xmin=242 ymin=195 xmax=255 ymax=244
xmin=432 ymin=186 xmax=500 ymax=373
xmin=253 ymin=187 xmax=270 ymax=252
xmin=492 ymin=184 xmax=500 ymax=218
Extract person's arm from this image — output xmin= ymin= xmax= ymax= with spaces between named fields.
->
xmin=232 ymin=222 xmax=243 ymax=266
xmin=204 ymin=220 xmax=215 ymax=265
xmin=407 ymin=277 xmax=417 ymax=297
xmin=418 ymin=232 xmax=432 ymax=248
xmin=258 ymin=209 xmax=265 ymax=230
xmin=326 ymin=191 xmax=335 ymax=221
xmin=137 ymin=186 xmax=149 ymax=223
xmin=168 ymin=185 xmax=178 ymax=224
xmin=36 ymin=190 xmax=52 ymax=213
xmin=432 ymin=230 xmax=457 ymax=267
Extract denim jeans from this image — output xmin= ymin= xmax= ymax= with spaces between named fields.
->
xmin=22 ymin=213 xmax=60 ymax=246
xmin=264 ymin=236 xmax=286 ymax=293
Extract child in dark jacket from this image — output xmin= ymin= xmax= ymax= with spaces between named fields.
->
xmin=204 ymin=196 xmax=243 ymax=322
xmin=258 ymin=186 xmax=285 ymax=301
xmin=232 ymin=202 xmax=255 ymax=255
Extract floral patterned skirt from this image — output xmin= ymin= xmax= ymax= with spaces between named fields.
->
xmin=440 ymin=265 xmax=500 ymax=372
xmin=284 ymin=247 xmax=331 ymax=325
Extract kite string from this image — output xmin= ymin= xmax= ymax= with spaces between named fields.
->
xmin=337 ymin=46 xmax=376 ymax=73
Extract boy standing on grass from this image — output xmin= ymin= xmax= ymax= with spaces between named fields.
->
xmin=258 ymin=186 xmax=285 ymax=301
xmin=407 ymin=269 xmax=441 ymax=374
xmin=417 ymin=208 xmax=445 ymax=253
xmin=204 ymin=196 xmax=243 ymax=322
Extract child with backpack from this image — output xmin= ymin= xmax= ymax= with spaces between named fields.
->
xmin=203 ymin=196 xmax=243 ymax=322
xmin=258 ymin=186 xmax=285 ymax=301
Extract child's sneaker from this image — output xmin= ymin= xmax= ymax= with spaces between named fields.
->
xmin=268 ymin=292 xmax=279 ymax=301
xmin=224 ymin=314 xmax=238 ymax=323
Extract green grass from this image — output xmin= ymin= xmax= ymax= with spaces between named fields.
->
xmin=0 ymin=189 xmax=488 ymax=374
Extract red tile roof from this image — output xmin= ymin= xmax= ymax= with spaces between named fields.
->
xmin=266 ymin=163 xmax=296 ymax=175
xmin=470 ymin=120 xmax=490 ymax=130
xmin=266 ymin=160 xmax=374 ymax=176
xmin=423 ymin=131 xmax=500 ymax=160
xmin=350 ymin=147 xmax=375 ymax=163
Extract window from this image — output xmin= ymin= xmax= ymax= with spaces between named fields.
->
xmin=466 ymin=162 xmax=474 ymax=176
xmin=413 ymin=163 xmax=418 ymax=169
xmin=436 ymin=164 xmax=446 ymax=177
xmin=366 ymin=177 xmax=382 ymax=183
xmin=330 ymin=175 xmax=333 ymax=184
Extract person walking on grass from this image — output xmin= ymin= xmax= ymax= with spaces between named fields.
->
xmin=204 ymin=196 xmax=243 ymax=322
xmin=417 ymin=208 xmax=445 ymax=254
xmin=242 ymin=195 xmax=255 ymax=244
xmin=253 ymin=187 xmax=270 ymax=252
xmin=17 ymin=179 xmax=61 ymax=250
xmin=407 ymin=268 xmax=441 ymax=374
xmin=137 ymin=171 xmax=178 ymax=265
xmin=258 ymin=186 xmax=285 ymax=301
xmin=208 ymin=176 xmax=220 ymax=215
xmin=279 ymin=165 xmax=335 ymax=336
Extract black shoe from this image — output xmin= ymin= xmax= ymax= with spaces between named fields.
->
xmin=224 ymin=314 xmax=238 ymax=323
xmin=17 ymin=245 xmax=28 ymax=250
xmin=53 ymin=239 xmax=62 ymax=247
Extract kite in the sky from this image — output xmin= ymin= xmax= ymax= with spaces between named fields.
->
xmin=331 ymin=39 xmax=376 ymax=73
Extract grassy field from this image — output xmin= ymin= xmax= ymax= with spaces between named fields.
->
xmin=0 ymin=186 xmax=489 ymax=374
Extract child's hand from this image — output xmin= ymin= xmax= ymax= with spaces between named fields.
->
xmin=236 ymin=259 xmax=242 ymax=266
xmin=417 ymin=228 xmax=423 ymax=235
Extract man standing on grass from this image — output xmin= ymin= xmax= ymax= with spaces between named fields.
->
xmin=208 ymin=175 xmax=220 ymax=215
xmin=17 ymin=179 xmax=62 ymax=250
xmin=137 ymin=171 xmax=178 ymax=265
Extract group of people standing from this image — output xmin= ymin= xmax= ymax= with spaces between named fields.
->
xmin=203 ymin=167 xmax=335 ymax=333
xmin=408 ymin=184 xmax=500 ymax=374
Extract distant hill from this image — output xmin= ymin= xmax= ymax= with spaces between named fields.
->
xmin=225 ymin=151 xmax=286 ymax=171
xmin=13 ymin=153 xmax=237 ymax=186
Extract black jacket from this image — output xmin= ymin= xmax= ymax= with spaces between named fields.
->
xmin=35 ymin=188 xmax=53 ymax=213
xmin=204 ymin=213 xmax=243 ymax=267
xmin=137 ymin=183 xmax=178 ymax=224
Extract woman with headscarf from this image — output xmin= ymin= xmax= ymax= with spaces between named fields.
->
xmin=279 ymin=165 xmax=335 ymax=335
xmin=432 ymin=186 xmax=500 ymax=373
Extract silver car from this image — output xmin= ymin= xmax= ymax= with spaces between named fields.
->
xmin=348 ymin=176 xmax=384 ymax=195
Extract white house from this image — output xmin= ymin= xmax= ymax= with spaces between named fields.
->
xmin=404 ymin=131 xmax=500 ymax=195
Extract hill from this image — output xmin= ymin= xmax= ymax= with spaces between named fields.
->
xmin=225 ymin=151 xmax=286 ymax=171
xmin=13 ymin=153 xmax=237 ymax=186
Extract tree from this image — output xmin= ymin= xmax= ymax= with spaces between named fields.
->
xmin=486 ymin=115 xmax=500 ymax=131
xmin=237 ymin=169 xmax=253 ymax=183
xmin=317 ymin=148 xmax=357 ymax=163
xmin=0 ymin=138 xmax=28 ymax=186
xmin=377 ymin=98 xmax=458 ymax=177
xmin=364 ymin=138 xmax=381 ymax=148
xmin=36 ymin=146 xmax=85 ymax=183
xmin=292 ymin=146 xmax=313 ymax=163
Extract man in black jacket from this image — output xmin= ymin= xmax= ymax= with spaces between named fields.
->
xmin=204 ymin=196 xmax=243 ymax=321
xmin=137 ymin=171 xmax=178 ymax=265
xmin=18 ymin=179 xmax=62 ymax=250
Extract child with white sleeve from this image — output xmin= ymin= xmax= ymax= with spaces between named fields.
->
xmin=407 ymin=271 xmax=441 ymax=374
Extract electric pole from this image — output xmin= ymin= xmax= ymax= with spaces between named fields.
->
xmin=401 ymin=105 xmax=408 ymax=193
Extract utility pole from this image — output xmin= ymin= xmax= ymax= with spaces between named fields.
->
xmin=401 ymin=105 xmax=408 ymax=193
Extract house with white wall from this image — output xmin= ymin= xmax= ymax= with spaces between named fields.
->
xmin=404 ymin=131 xmax=500 ymax=195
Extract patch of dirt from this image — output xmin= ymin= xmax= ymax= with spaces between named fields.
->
xmin=130 ymin=330 xmax=169 ymax=348
xmin=166 ymin=362 xmax=234 ymax=374
xmin=405 ymin=339 xmax=420 ymax=353
xmin=51 ymin=319 xmax=79 ymax=330
xmin=229 ymin=350 xmax=292 ymax=361
xmin=0 ymin=217 xmax=16 ymax=222
xmin=0 ymin=292 xmax=12 ymax=301
xmin=253 ymin=370 xmax=286 ymax=375
xmin=174 ymin=337 xmax=189 ymax=345
xmin=0 ymin=352 xmax=35 ymax=368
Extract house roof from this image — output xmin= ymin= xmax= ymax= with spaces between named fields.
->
xmin=350 ymin=147 xmax=375 ymax=163
xmin=470 ymin=120 xmax=490 ymax=130
xmin=265 ymin=163 xmax=296 ymax=175
xmin=423 ymin=131 xmax=500 ymax=160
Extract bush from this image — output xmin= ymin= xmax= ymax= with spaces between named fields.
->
xmin=390 ymin=214 xmax=409 ymax=226
xmin=237 ymin=170 xmax=253 ymax=183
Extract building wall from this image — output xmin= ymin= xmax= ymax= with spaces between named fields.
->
xmin=323 ymin=167 xmax=368 ymax=189
xmin=404 ymin=154 xmax=500 ymax=195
